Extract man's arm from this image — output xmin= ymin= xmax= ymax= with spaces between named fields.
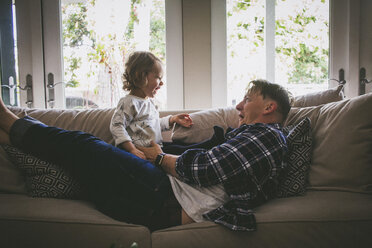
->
xmin=138 ymin=140 xmax=226 ymax=187
xmin=160 ymin=154 xmax=179 ymax=177
xmin=138 ymin=127 xmax=278 ymax=187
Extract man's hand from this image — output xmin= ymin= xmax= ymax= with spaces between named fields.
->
xmin=170 ymin=114 xmax=193 ymax=128
xmin=137 ymin=141 xmax=163 ymax=164
xmin=138 ymin=141 xmax=180 ymax=177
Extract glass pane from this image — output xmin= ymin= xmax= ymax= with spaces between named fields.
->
xmin=227 ymin=0 xmax=329 ymax=105
xmin=61 ymin=0 xmax=166 ymax=109
xmin=227 ymin=0 xmax=266 ymax=106
xmin=275 ymin=0 xmax=329 ymax=96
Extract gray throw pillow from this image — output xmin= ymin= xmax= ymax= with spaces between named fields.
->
xmin=292 ymin=85 xmax=344 ymax=107
xmin=277 ymin=117 xmax=312 ymax=198
xmin=2 ymin=145 xmax=83 ymax=199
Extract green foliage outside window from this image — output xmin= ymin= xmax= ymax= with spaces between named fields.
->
xmin=228 ymin=0 xmax=329 ymax=84
xmin=62 ymin=0 xmax=328 ymax=96
xmin=62 ymin=0 xmax=165 ymax=91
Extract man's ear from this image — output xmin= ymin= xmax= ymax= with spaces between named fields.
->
xmin=263 ymin=101 xmax=278 ymax=115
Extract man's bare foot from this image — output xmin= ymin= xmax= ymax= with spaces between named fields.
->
xmin=0 ymin=97 xmax=19 ymax=133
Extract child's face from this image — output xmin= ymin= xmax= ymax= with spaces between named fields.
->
xmin=142 ymin=62 xmax=164 ymax=98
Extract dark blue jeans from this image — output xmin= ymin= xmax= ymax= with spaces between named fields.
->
xmin=9 ymin=116 xmax=172 ymax=230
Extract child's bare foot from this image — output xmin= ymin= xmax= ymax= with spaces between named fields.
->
xmin=0 ymin=97 xmax=19 ymax=133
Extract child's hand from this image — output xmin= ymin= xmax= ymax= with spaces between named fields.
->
xmin=170 ymin=114 xmax=193 ymax=128
xmin=137 ymin=141 xmax=163 ymax=164
xmin=120 ymin=141 xmax=147 ymax=159
xmin=130 ymin=148 xmax=146 ymax=160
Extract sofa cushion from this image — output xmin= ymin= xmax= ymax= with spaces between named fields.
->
xmin=0 ymin=146 xmax=26 ymax=194
xmin=285 ymin=93 xmax=372 ymax=193
xmin=8 ymin=107 xmax=115 ymax=144
xmin=2 ymin=145 xmax=83 ymax=199
xmin=0 ymin=194 xmax=151 ymax=248
xmin=292 ymin=84 xmax=344 ymax=107
xmin=277 ymin=118 xmax=312 ymax=198
xmin=151 ymin=191 xmax=372 ymax=248
xmin=171 ymin=107 xmax=239 ymax=143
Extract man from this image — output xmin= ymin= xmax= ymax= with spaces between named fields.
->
xmin=0 ymin=79 xmax=291 ymax=231
xmin=139 ymin=79 xmax=291 ymax=231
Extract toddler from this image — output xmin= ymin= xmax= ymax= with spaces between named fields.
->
xmin=110 ymin=51 xmax=226 ymax=159
xmin=110 ymin=51 xmax=195 ymax=159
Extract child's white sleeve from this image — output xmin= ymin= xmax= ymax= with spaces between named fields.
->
xmin=110 ymin=102 xmax=133 ymax=147
xmin=160 ymin=115 xmax=172 ymax=131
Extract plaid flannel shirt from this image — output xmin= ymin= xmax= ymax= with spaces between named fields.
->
xmin=175 ymin=123 xmax=288 ymax=231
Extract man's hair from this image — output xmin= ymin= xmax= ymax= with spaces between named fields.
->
xmin=246 ymin=79 xmax=293 ymax=121
xmin=122 ymin=51 xmax=162 ymax=91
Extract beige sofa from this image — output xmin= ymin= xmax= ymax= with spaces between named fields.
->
xmin=0 ymin=87 xmax=371 ymax=248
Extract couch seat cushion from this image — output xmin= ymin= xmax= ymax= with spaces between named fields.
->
xmin=152 ymin=191 xmax=372 ymax=248
xmin=255 ymin=190 xmax=372 ymax=222
xmin=0 ymin=194 xmax=150 ymax=248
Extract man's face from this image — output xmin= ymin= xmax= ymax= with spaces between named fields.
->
xmin=235 ymin=91 xmax=267 ymax=126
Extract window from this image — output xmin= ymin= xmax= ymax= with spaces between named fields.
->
xmin=13 ymin=0 xmax=368 ymax=110
xmin=227 ymin=0 xmax=329 ymax=106
xmin=0 ymin=0 xmax=18 ymax=106
xmin=62 ymin=0 xmax=166 ymax=109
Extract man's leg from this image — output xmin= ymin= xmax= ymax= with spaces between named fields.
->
xmin=17 ymin=118 xmax=171 ymax=224
xmin=0 ymin=97 xmax=19 ymax=134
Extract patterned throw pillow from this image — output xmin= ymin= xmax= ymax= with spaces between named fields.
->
xmin=277 ymin=117 xmax=312 ymax=198
xmin=2 ymin=145 xmax=83 ymax=199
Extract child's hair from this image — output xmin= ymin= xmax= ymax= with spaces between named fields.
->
xmin=122 ymin=51 xmax=162 ymax=91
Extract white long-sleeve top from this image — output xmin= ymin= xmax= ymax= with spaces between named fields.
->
xmin=110 ymin=95 xmax=171 ymax=147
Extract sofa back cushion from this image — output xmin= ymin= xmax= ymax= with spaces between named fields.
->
xmin=292 ymin=85 xmax=344 ymax=107
xmin=171 ymin=107 xmax=240 ymax=143
xmin=172 ymin=86 xmax=344 ymax=143
xmin=172 ymin=92 xmax=372 ymax=194
xmin=285 ymin=93 xmax=372 ymax=193
xmin=8 ymin=107 xmax=115 ymax=144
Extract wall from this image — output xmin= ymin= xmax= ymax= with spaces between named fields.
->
xmin=183 ymin=0 xmax=212 ymax=109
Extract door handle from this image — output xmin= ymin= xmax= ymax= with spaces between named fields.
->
xmin=47 ymin=73 xmax=55 ymax=108
xmin=359 ymin=68 xmax=372 ymax=95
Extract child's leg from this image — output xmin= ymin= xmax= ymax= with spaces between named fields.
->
xmin=163 ymin=126 xmax=226 ymax=155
